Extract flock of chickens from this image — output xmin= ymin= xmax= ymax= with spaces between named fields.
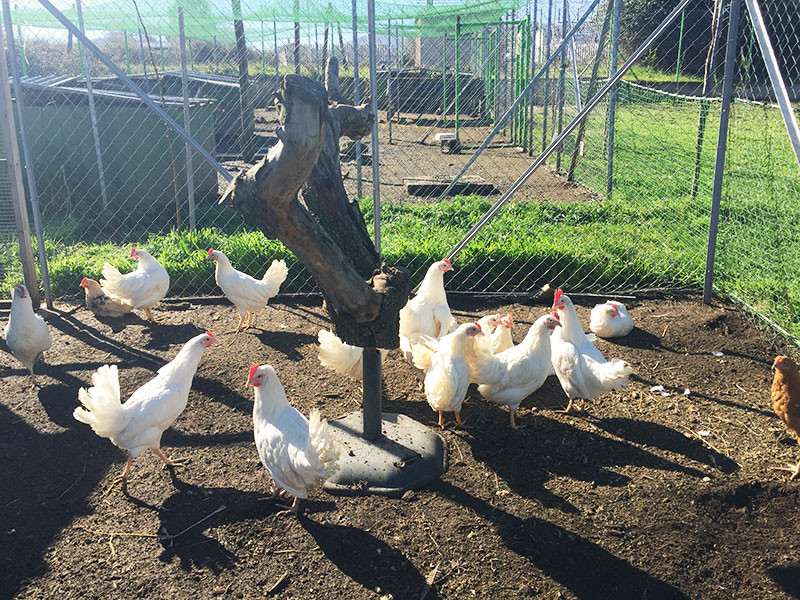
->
xmin=4 ymin=249 xmax=800 ymax=516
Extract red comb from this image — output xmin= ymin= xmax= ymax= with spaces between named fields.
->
xmin=443 ymin=258 xmax=452 ymax=268
xmin=206 ymin=248 xmax=215 ymax=258
xmin=554 ymin=288 xmax=563 ymax=304
xmin=130 ymin=246 xmax=136 ymax=257
xmin=551 ymin=311 xmax=560 ymax=320
xmin=206 ymin=331 xmax=216 ymax=339
xmin=80 ymin=277 xmax=88 ymax=286
xmin=474 ymin=322 xmax=481 ymax=331
xmin=248 ymin=364 xmax=260 ymax=383
xmin=507 ymin=312 xmax=514 ymax=324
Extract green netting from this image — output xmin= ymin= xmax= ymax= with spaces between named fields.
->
xmin=11 ymin=0 xmax=528 ymax=42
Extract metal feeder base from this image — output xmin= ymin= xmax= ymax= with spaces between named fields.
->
xmin=322 ymin=412 xmax=447 ymax=497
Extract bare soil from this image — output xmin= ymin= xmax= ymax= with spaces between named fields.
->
xmin=2 ymin=295 xmax=799 ymax=600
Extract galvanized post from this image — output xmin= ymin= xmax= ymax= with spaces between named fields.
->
xmin=260 ymin=24 xmax=264 ymax=74
xmin=703 ymin=0 xmax=741 ymax=304
xmin=352 ymin=0 xmax=362 ymax=198
xmin=567 ymin=0 xmax=581 ymax=111
xmin=744 ymin=0 xmax=800 ymax=167
xmin=455 ymin=16 xmax=460 ymax=141
xmin=556 ymin=0 xmax=567 ymax=170
xmin=15 ymin=8 xmax=25 ymax=76
xmin=293 ymin=0 xmax=301 ymax=74
xmin=675 ymin=9 xmax=685 ymax=88
xmin=0 ymin=20 xmax=38 ymax=305
xmin=77 ymin=0 xmax=109 ymax=209
xmin=528 ymin=0 xmax=538 ymax=155
xmin=387 ymin=19 xmax=392 ymax=144
xmin=215 ymin=35 xmax=220 ymax=73
xmin=159 ymin=35 xmax=164 ymax=71
xmin=442 ymin=32 xmax=447 ymax=123
xmin=541 ymin=0 xmax=552 ymax=152
xmin=273 ymin=19 xmax=279 ymax=75
xmin=3 ymin=0 xmax=51 ymax=307
xmin=606 ymin=0 xmax=620 ymax=198
xmin=178 ymin=8 xmax=196 ymax=231
xmin=365 ymin=0 xmax=382 ymax=440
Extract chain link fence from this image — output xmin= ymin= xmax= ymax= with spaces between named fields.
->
xmin=1 ymin=0 xmax=799 ymax=338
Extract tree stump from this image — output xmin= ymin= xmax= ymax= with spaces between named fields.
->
xmin=221 ymin=74 xmax=410 ymax=349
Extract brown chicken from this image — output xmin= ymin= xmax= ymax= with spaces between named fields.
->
xmin=771 ymin=355 xmax=800 ymax=479
xmin=80 ymin=277 xmax=134 ymax=318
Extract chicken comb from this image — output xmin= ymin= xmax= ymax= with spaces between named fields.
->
xmin=551 ymin=310 xmax=560 ymax=320
xmin=248 ymin=364 xmax=260 ymax=383
xmin=506 ymin=312 xmax=514 ymax=325
xmin=206 ymin=247 xmax=215 ymax=258
xmin=205 ymin=331 xmax=216 ymax=340
xmin=443 ymin=258 xmax=452 ymax=268
xmin=80 ymin=277 xmax=88 ymax=287
xmin=473 ymin=322 xmax=482 ymax=331
xmin=553 ymin=288 xmax=564 ymax=304
xmin=130 ymin=246 xmax=137 ymax=257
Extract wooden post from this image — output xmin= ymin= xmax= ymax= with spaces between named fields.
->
xmin=231 ymin=0 xmax=254 ymax=162
xmin=0 ymin=20 xmax=39 ymax=306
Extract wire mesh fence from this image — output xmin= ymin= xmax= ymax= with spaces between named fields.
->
xmin=1 ymin=0 xmax=799 ymax=339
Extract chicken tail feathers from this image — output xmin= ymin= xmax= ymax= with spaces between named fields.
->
xmin=411 ymin=335 xmax=438 ymax=371
xmin=73 ymin=364 xmax=126 ymax=439
xmin=100 ymin=262 xmax=124 ymax=295
xmin=262 ymin=259 xmax=289 ymax=287
xmin=601 ymin=359 xmax=633 ymax=389
xmin=317 ymin=329 xmax=362 ymax=379
xmin=308 ymin=408 xmax=339 ymax=473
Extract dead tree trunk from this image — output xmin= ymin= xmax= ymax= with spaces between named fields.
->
xmin=221 ymin=74 xmax=410 ymax=349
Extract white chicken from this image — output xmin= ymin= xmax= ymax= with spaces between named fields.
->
xmin=590 ymin=300 xmax=634 ymax=338
xmin=73 ymin=331 xmax=218 ymax=493
xmin=399 ymin=259 xmax=458 ymax=363
xmin=3 ymin=284 xmax=51 ymax=387
xmin=80 ymin=277 xmax=134 ymax=318
xmin=491 ymin=312 xmax=515 ymax=354
xmin=248 ymin=364 xmax=339 ymax=515
xmin=411 ymin=322 xmax=483 ymax=428
xmin=316 ymin=329 xmax=388 ymax=380
xmin=101 ymin=247 xmax=169 ymax=322
xmin=551 ymin=289 xmax=632 ymax=412
xmin=463 ymin=313 xmax=501 ymax=383
xmin=207 ymin=248 xmax=288 ymax=333
xmin=475 ymin=313 xmax=561 ymax=429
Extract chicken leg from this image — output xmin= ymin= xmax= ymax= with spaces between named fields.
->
xmin=144 ymin=308 xmax=159 ymax=322
xmin=245 ymin=312 xmax=254 ymax=330
xmin=226 ymin=314 xmax=246 ymax=334
xmin=559 ymin=398 xmax=575 ymax=414
xmin=509 ymin=409 xmax=525 ymax=430
xmin=454 ymin=411 xmax=464 ymax=427
xmin=772 ymin=461 xmax=800 ymax=479
xmin=153 ymin=448 xmax=190 ymax=468
xmin=276 ymin=496 xmax=303 ymax=517
xmin=438 ymin=410 xmax=445 ymax=429
xmin=103 ymin=456 xmax=133 ymax=496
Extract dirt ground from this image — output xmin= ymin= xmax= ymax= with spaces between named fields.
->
xmin=2 ymin=293 xmax=800 ymax=599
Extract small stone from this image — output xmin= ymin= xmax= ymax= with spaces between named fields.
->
xmin=702 ymin=476 xmax=711 ymax=482
xmin=401 ymin=490 xmax=416 ymax=502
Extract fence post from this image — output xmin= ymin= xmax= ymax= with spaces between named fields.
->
xmin=293 ymin=0 xmax=300 ymax=74
xmin=0 ymin=21 xmax=39 ymax=306
xmin=606 ymin=0 xmax=621 ymax=198
xmin=704 ymin=0 xmax=741 ymax=304
xmin=556 ymin=0 xmax=567 ymax=170
xmin=3 ymin=0 xmax=52 ymax=307
xmin=232 ymin=0 xmax=253 ymax=162
xmin=352 ymin=0 xmax=362 ymax=198
xmin=178 ymin=8 xmax=195 ymax=231
xmin=76 ymin=0 xmax=109 ymax=210
xmin=273 ymin=19 xmax=279 ymax=75
xmin=541 ymin=0 xmax=552 ymax=152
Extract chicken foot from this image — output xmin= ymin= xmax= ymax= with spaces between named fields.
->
xmin=772 ymin=461 xmax=800 ymax=480
xmin=144 ymin=308 xmax=159 ymax=322
xmin=509 ymin=409 xmax=525 ymax=430
xmin=152 ymin=448 xmax=190 ymax=468
xmin=103 ymin=457 xmax=133 ymax=496
xmin=276 ymin=496 xmax=303 ymax=517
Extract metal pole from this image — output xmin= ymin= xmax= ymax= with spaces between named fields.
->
xmin=455 ymin=15 xmax=461 ymax=142
xmin=260 ymin=23 xmax=264 ymax=74
xmin=159 ymin=35 xmax=164 ymax=71
xmin=436 ymin=0 xmax=602 ymax=200
xmin=124 ymin=29 xmax=130 ymax=74
xmin=352 ymin=0 xmax=362 ymax=198
xmin=3 ymin=0 xmax=51 ymax=307
xmin=442 ymin=32 xmax=447 ymax=123
xmin=556 ymin=0 xmax=567 ymax=170
xmin=568 ymin=0 xmax=581 ymax=112
xmin=36 ymin=0 xmax=232 ymax=181
xmin=446 ymin=0 xmax=693 ymax=259
xmin=315 ymin=23 xmax=319 ymax=76
xmin=744 ymin=0 xmax=800 ymax=167
xmin=366 ymin=0 xmax=380 ymax=253
xmin=274 ymin=19 xmax=279 ymax=75
xmin=387 ymin=19 xmax=392 ymax=144
xmin=541 ymin=0 xmax=552 ymax=151
xmin=675 ymin=9 xmax=685 ymax=89
xmin=606 ymin=0 xmax=620 ymax=198
xmin=232 ymin=0 xmax=253 ymax=162
xmin=178 ymin=8 xmax=196 ymax=231
xmin=704 ymin=0 xmax=741 ymax=303
xmin=0 ymin=19 xmax=38 ymax=305
xmin=528 ymin=0 xmax=538 ymax=154
xmin=364 ymin=0 xmax=382 ymax=441
xmin=138 ymin=29 xmax=147 ymax=79
xmin=76 ymin=0 xmax=109 ymax=209
xmin=293 ymin=0 xmax=301 ymax=74
xmin=215 ymin=35 xmax=220 ymax=73
xmin=15 ymin=11 xmax=26 ymax=76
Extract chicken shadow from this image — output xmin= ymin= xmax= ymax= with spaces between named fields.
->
xmin=253 ymin=329 xmax=317 ymax=362
xmin=593 ymin=417 xmax=739 ymax=474
xmin=301 ymin=518 xmax=440 ymax=599
xmin=0 ymin=403 xmax=113 ymax=599
xmin=768 ymin=564 xmax=800 ymax=599
xmin=144 ymin=322 xmax=212 ymax=352
xmin=433 ymin=480 xmax=689 ymax=600
xmin=459 ymin=410 xmax=711 ymax=512
xmin=151 ymin=474 xmax=283 ymax=573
